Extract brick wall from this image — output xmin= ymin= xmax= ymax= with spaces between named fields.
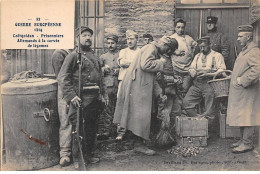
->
xmin=104 ymin=0 xmax=176 ymax=48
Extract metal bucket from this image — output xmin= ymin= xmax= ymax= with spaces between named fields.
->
xmin=1 ymin=78 xmax=59 ymax=170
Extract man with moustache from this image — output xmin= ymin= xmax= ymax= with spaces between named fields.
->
xmin=170 ymin=18 xmax=197 ymax=93
xmin=117 ymin=30 xmax=140 ymax=93
xmin=99 ymin=34 xmax=120 ymax=137
xmin=113 ymin=36 xmax=178 ymax=155
xmin=58 ymin=26 xmax=108 ymax=168
xmin=183 ymin=36 xmax=226 ymax=119
xmin=227 ymin=25 xmax=260 ymax=153
xmin=116 ymin=30 xmax=140 ymax=140
xmin=206 ymin=16 xmax=230 ymax=69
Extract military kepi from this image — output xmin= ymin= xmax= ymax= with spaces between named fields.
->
xmin=206 ymin=16 xmax=218 ymax=24
xmin=197 ymin=36 xmax=210 ymax=44
xmin=106 ymin=34 xmax=119 ymax=43
xmin=237 ymin=25 xmax=253 ymax=32
xmin=75 ymin=26 xmax=93 ymax=36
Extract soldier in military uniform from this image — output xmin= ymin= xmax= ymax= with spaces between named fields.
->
xmin=51 ymin=49 xmax=72 ymax=166
xmin=58 ymin=26 xmax=108 ymax=168
xmin=227 ymin=25 xmax=260 ymax=153
xmin=206 ymin=16 xmax=231 ymax=69
xmin=99 ymin=34 xmax=120 ymax=137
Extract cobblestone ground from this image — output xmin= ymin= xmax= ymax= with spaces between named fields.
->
xmin=38 ymin=135 xmax=260 ymax=171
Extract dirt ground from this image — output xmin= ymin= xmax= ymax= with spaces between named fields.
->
xmin=39 ymin=134 xmax=260 ymax=171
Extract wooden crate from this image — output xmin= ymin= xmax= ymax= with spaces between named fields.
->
xmin=219 ymin=112 xmax=241 ymax=138
xmin=177 ymin=136 xmax=207 ymax=147
xmin=175 ymin=116 xmax=208 ymax=137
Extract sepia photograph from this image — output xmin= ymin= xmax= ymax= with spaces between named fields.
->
xmin=0 ymin=0 xmax=260 ymax=171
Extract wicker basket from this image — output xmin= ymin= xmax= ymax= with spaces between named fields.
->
xmin=208 ymin=70 xmax=232 ymax=98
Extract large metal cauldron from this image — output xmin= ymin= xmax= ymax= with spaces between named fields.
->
xmin=1 ymin=78 xmax=59 ymax=170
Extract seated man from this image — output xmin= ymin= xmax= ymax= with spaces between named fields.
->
xmin=183 ymin=36 xmax=226 ymax=119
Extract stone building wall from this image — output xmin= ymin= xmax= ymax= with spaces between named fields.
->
xmin=104 ymin=0 xmax=176 ymax=48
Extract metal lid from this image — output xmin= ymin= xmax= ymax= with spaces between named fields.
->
xmin=1 ymin=78 xmax=57 ymax=95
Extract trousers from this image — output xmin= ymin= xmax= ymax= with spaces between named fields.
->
xmin=183 ymin=78 xmax=216 ymax=117
xmin=240 ymin=126 xmax=255 ymax=146
xmin=70 ymin=99 xmax=100 ymax=160
xmin=58 ymin=85 xmax=72 ymax=158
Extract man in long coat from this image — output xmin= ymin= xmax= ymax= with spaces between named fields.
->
xmin=113 ymin=36 xmax=178 ymax=155
xmin=227 ymin=25 xmax=260 ymax=153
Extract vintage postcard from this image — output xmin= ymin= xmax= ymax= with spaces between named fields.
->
xmin=0 ymin=0 xmax=260 ymax=172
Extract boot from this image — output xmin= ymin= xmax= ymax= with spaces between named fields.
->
xmin=185 ymin=108 xmax=198 ymax=117
xmin=230 ymin=140 xmax=242 ymax=148
xmin=59 ymin=156 xmax=71 ymax=167
xmin=134 ymin=143 xmax=156 ymax=156
xmin=232 ymin=143 xmax=253 ymax=154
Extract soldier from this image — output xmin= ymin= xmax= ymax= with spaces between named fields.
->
xmin=143 ymin=33 xmax=153 ymax=45
xmin=116 ymin=30 xmax=140 ymax=139
xmin=99 ymin=34 xmax=120 ymax=137
xmin=117 ymin=30 xmax=140 ymax=95
xmin=206 ymin=16 xmax=230 ymax=69
xmin=183 ymin=36 xmax=226 ymax=119
xmin=51 ymin=49 xmax=72 ymax=166
xmin=227 ymin=25 xmax=260 ymax=153
xmin=170 ymin=18 xmax=197 ymax=94
xmin=58 ymin=26 xmax=108 ymax=168
xmin=113 ymin=36 xmax=178 ymax=155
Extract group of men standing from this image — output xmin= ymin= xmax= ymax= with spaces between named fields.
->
xmin=51 ymin=15 xmax=260 ymax=169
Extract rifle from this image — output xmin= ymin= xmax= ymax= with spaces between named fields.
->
xmin=73 ymin=0 xmax=87 ymax=170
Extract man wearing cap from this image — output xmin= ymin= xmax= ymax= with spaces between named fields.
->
xmin=115 ymin=30 xmax=140 ymax=139
xmin=143 ymin=33 xmax=154 ymax=45
xmin=227 ymin=25 xmax=260 ymax=153
xmin=113 ymin=36 xmax=178 ymax=155
xmin=170 ymin=18 xmax=197 ymax=93
xmin=58 ymin=26 xmax=108 ymax=167
xmin=206 ymin=16 xmax=230 ymax=69
xmin=99 ymin=34 xmax=120 ymax=137
xmin=183 ymin=36 xmax=226 ymax=119
xmin=51 ymin=48 xmax=73 ymax=166
xmin=117 ymin=30 xmax=140 ymax=94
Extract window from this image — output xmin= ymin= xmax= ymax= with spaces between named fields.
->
xmin=75 ymin=0 xmax=105 ymax=57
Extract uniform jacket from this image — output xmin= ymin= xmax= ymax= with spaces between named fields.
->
xmin=99 ymin=50 xmax=120 ymax=87
xmin=207 ymin=31 xmax=230 ymax=64
xmin=51 ymin=49 xmax=71 ymax=78
xmin=113 ymin=43 xmax=165 ymax=140
xmin=58 ymin=47 xmax=106 ymax=108
xmin=227 ymin=42 xmax=260 ymax=126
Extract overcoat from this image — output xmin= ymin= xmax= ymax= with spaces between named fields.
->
xmin=227 ymin=42 xmax=260 ymax=126
xmin=113 ymin=43 xmax=165 ymax=140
